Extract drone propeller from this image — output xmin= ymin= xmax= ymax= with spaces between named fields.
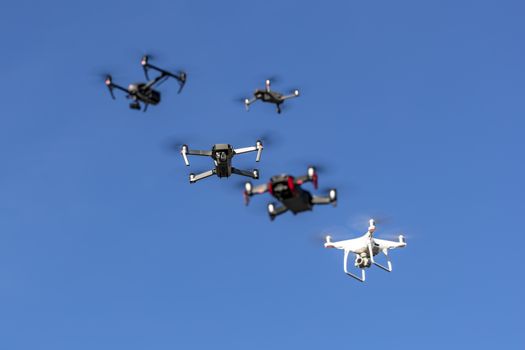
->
xmin=346 ymin=214 xmax=392 ymax=234
xmin=258 ymin=132 xmax=279 ymax=147
xmin=308 ymin=225 xmax=348 ymax=248
xmin=264 ymin=75 xmax=281 ymax=85
xmin=164 ymin=139 xmax=187 ymax=154
xmin=162 ymin=134 xmax=202 ymax=155
xmin=288 ymin=88 xmax=300 ymax=96
xmin=290 ymin=159 xmax=331 ymax=174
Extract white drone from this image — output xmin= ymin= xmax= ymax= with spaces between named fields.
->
xmin=324 ymin=219 xmax=407 ymax=282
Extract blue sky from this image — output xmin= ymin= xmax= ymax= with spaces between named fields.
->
xmin=1 ymin=0 xmax=524 ymax=349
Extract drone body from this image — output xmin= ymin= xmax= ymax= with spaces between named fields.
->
xmin=244 ymin=167 xmax=337 ymax=220
xmin=244 ymin=79 xmax=299 ymax=114
xmin=324 ymin=219 xmax=407 ymax=282
xmin=104 ymin=55 xmax=186 ymax=111
xmin=181 ymin=141 xmax=263 ymax=183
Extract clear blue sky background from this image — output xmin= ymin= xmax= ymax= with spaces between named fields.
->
xmin=1 ymin=0 xmax=524 ymax=349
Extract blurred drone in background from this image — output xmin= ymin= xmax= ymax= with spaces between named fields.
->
xmin=244 ymin=166 xmax=337 ymax=220
xmin=104 ymin=55 xmax=186 ymax=111
xmin=324 ymin=219 xmax=407 ymax=282
xmin=244 ymin=79 xmax=300 ymax=114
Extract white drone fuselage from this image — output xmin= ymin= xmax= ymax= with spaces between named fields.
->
xmin=324 ymin=219 xmax=406 ymax=282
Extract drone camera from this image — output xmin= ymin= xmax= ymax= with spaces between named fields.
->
xmin=129 ymin=102 xmax=141 ymax=110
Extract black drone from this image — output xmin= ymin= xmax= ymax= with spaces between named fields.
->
xmin=243 ymin=167 xmax=337 ymax=220
xmin=244 ymin=79 xmax=300 ymax=114
xmin=104 ymin=55 xmax=186 ymax=111
xmin=180 ymin=141 xmax=264 ymax=184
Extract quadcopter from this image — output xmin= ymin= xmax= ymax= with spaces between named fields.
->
xmin=243 ymin=167 xmax=337 ymax=220
xmin=324 ymin=219 xmax=407 ymax=282
xmin=180 ymin=141 xmax=264 ymax=184
xmin=244 ymin=79 xmax=300 ymax=114
xmin=104 ymin=55 xmax=186 ymax=111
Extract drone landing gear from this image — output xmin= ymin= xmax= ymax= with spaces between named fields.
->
xmin=276 ymin=103 xmax=282 ymax=114
xmin=267 ymin=202 xmax=288 ymax=221
xmin=344 ymin=250 xmax=366 ymax=282
xmin=368 ymin=244 xmax=393 ymax=272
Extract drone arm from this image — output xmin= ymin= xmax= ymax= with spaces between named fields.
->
xmin=295 ymin=175 xmax=309 ymax=185
xmin=251 ymin=183 xmax=268 ymax=195
xmin=244 ymin=97 xmax=257 ymax=111
xmin=368 ymin=243 xmax=392 ymax=272
xmin=144 ymin=63 xmax=172 ymax=77
xmin=234 ymin=141 xmax=263 ymax=162
xmin=311 ymin=195 xmax=333 ymax=205
xmin=181 ymin=145 xmax=212 ymax=166
xmin=106 ymin=82 xmax=128 ymax=99
xmin=187 ymin=150 xmax=212 ymax=156
xmin=281 ymin=89 xmax=300 ymax=100
xmin=144 ymin=74 xmax=169 ymax=90
xmin=144 ymin=63 xmax=186 ymax=88
xmin=189 ymin=169 xmax=215 ymax=184
xmin=295 ymin=167 xmax=318 ymax=189
xmin=343 ymin=250 xmax=366 ymax=282
xmin=243 ymin=182 xmax=268 ymax=205
xmin=232 ymin=167 xmax=259 ymax=179
xmin=267 ymin=203 xmax=288 ymax=221
xmin=110 ymin=83 xmax=128 ymax=93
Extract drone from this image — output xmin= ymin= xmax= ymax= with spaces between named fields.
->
xmin=324 ymin=219 xmax=407 ymax=282
xmin=244 ymin=79 xmax=300 ymax=114
xmin=180 ymin=141 xmax=264 ymax=184
xmin=104 ymin=55 xmax=186 ymax=111
xmin=243 ymin=166 xmax=337 ymax=220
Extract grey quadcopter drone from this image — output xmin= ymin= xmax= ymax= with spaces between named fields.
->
xmin=180 ymin=141 xmax=264 ymax=184
xmin=104 ymin=55 xmax=186 ymax=111
xmin=244 ymin=79 xmax=300 ymax=114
